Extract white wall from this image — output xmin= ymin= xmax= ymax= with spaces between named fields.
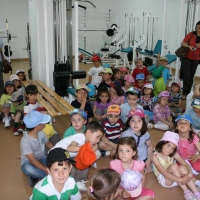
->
xmin=0 ymin=0 xmax=29 ymax=59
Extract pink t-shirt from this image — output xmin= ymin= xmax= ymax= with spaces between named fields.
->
xmin=111 ymin=96 xmax=125 ymax=106
xmin=177 ymin=134 xmax=199 ymax=160
xmin=110 ymin=159 xmax=145 ymax=175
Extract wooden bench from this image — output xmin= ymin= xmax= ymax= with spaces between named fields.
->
xmin=21 ymin=80 xmax=74 ymax=118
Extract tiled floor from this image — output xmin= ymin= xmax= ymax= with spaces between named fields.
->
xmin=0 ymin=60 xmax=199 ymax=200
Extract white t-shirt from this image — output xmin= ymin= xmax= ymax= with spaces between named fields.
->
xmin=186 ymin=92 xmax=194 ymax=113
xmin=52 ymin=133 xmax=85 ymax=157
xmin=88 ymin=66 xmax=104 ymax=87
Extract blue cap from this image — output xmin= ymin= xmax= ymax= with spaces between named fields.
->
xmin=23 ymin=111 xmax=51 ymax=128
xmin=70 ymin=108 xmax=87 ymax=120
xmin=136 ymin=74 xmax=145 ymax=80
xmin=103 ymin=63 xmax=110 ymax=68
xmin=191 ymin=97 xmax=200 ymax=108
xmin=126 ymin=87 xmax=139 ymax=95
xmin=5 ymin=81 xmax=14 ymax=87
xmin=175 ymin=114 xmax=193 ymax=124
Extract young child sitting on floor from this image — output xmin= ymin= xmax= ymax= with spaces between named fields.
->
xmin=52 ymin=121 xmax=104 ymax=185
xmin=99 ymin=104 xmax=124 ymax=156
xmin=88 ymin=55 xmax=104 ymax=88
xmin=9 ymin=90 xmax=26 ymax=136
xmin=152 ymin=66 xmax=166 ymax=97
xmin=0 ymin=81 xmax=15 ymax=127
xmin=132 ymin=57 xmax=150 ymax=82
xmin=138 ymin=83 xmax=157 ymax=121
xmin=186 ymin=97 xmax=200 ymax=136
xmin=71 ymin=84 xmax=94 ymax=122
xmin=168 ymin=81 xmax=182 ymax=117
xmin=93 ymin=88 xmax=111 ymax=122
xmin=152 ymin=131 xmax=200 ymax=200
xmin=63 ymin=108 xmax=87 ymax=138
xmin=134 ymin=74 xmax=147 ymax=91
xmin=98 ymin=68 xmax=113 ymax=91
xmin=149 ymin=91 xmax=173 ymax=131
xmin=110 ymin=137 xmax=154 ymax=199
xmin=30 ymin=148 xmax=81 ymax=200
xmin=21 ymin=111 xmax=53 ymax=186
xmin=120 ymin=87 xmax=143 ymax=123
xmin=109 ymin=83 xmax=125 ymax=106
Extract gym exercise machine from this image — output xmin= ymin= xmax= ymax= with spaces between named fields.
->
xmin=0 ymin=19 xmax=17 ymax=63
xmin=53 ymin=0 xmax=86 ymax=100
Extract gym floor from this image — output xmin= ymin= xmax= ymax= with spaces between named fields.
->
xmin=1 ymin=60 xmax=200 ymax=200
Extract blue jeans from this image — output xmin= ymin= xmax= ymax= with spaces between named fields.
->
xmin=21 ymin=157 xmax=47 ymax=179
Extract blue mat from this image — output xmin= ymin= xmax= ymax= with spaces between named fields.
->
xmin=78 ymin=48 xmax=93 ymax=57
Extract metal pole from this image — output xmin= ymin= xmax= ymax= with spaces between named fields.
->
xmin=74 ymin=0 xmax=79 ymax=86
xmin=53 ymin=0 xmax=57 ymax=61
xmin=161 ymin=0 xmax=167 ymax=56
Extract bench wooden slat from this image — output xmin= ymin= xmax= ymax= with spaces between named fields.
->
xmin=21 ymin=81 xmax=29 ymax=87
xmin=28 ymin=80 xmax=68 ymax=115
xmin=35 ymin=80 xmax=73 ymax=112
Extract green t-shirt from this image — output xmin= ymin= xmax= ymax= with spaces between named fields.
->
xmin=63 ymin=125 xmax=86 ymax=138
xmin=0 ymin=94 xmax=11 ymax=105
xmin=30 ymin=175 xmax=81 ymax=200
xmin=10 ymin=101 xmax=26 ymax=114
xmin=153 ymin=77 xmax=166 ymax=97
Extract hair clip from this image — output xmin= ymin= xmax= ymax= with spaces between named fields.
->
xmin=89 ymin=186 xmax=94 ymax=193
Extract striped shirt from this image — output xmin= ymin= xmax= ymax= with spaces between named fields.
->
xmin=169 ymin=92 xmax=182 ymax=104
xmin=121 ymin=128 xmax=150 ymax=161
xmin=101 ymin=118 xmax=124 ymax=139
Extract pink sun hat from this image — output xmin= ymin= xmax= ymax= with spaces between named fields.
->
xmin=124 ymin=74 xmax=135 ymax=83
xmin=160 ymin=131 xmax=179 ymax=147
xmin=127 ymin=108 xmax=145 ymax=118
xmin=120 ymin=169 xmax=143 ymax=197
xmin=158 ymin=91 xmax=169 ymax=98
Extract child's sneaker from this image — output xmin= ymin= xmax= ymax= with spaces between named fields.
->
xmin=184 ymin=190 xmax=197 ymax=200
xmin=13 ymin=131 xmax=20 ymax=136
xmin=4 ymin=119 xmax=10 ymax=127
xmin=18 ymin=124 xmax=25 ymax=132
xmin=147 ymin=123 xmax=153 ymax=129
xmin=76 ymin=180 xmax=88 ymax=191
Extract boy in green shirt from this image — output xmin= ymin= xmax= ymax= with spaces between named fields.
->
xmin=30 ymin=147 xmax=81 ymax=200
xmin=63 ymin=109 xmax=87 ymax=138
xmin=152 ymin=66 xmax=166 ymax=97
xmin=9 ymin=90 xmax=26 ymax=136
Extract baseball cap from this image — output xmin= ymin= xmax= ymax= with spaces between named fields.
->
xmin=128 ymin=108 xmax=145 ymax=118
xmin=159 ymin=56 xmax=168 ymax=62
xmin=9 ymin=90 xmax=23 ymax=102
xmin=160 ymin=131 xmax=179 ymax=147
xmin=107 ymin=104 xmax=121 ymax=115
xmin=191 ymin=97 xmax=200 ymax=109
xmin=126 ymin=87 xmax=139 ymax=95
xmin=124 ymin=74 xmax=135 ymax=83
xmin=158 ymin=91 xmax=169 ymax=98
xmin=70 ymin=108 xmax=87 ymax=120
xmin=120 ymin=170 xmax=143 ymax=197
xmin=47 ymin=148 xmax=75 ymax=166
xmin=16 ymin=69 xmax=25 ymax=75
xmin=23 ymin=111 xmax=51 ymax=128
xmin=101 ymin=68 xmax=113 ymax=74
xmin=143 ymin=83 xmax=153 ymax=89
xmin=75 ymin=142 xmax=96 ymax=170
xmin=5 ymin=81 xmax=14 ymax=87
xmin=136 ymin=74 xmax=145 ymax=80
xmin=134 ymin=57 xmax=142 ymax=63
xmin=171 ymin=81 xmax=181 ymax=88
xmin=76 ymin=84 xmax=90 ymax=92
xmin=175 ymin=114 xmax=193 ymax=124
xmin=10 ymin=74 xmax=19 ymax=82
xmin=103 ymin=63 xmax=110 ymax=68
xmin=152 ymin=66 xmax=164 ymax=79
xmin=120 ymin=67 xmax=129 ymax=73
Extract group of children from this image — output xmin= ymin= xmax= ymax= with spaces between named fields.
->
xmin=2 ymin=55 xmax=200 ymax=200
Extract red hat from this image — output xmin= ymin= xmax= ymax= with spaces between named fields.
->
xmin=91 ymin=54 xmax=101 ymax=61
xmin=119 ymin=67 xmax=129 ymax=73
xmin=75 ymin=142 xmax=96 ymax=170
